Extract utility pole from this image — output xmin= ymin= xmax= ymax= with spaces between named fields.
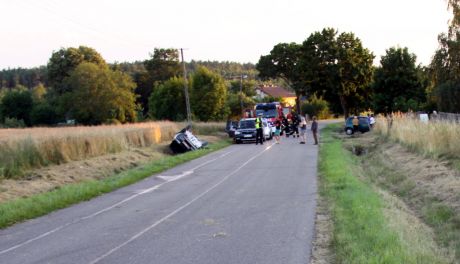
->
xmin=180 ymin=48 xmax=192 ymax=126
xmin=238 ymin=74 xmax=248 ymax=116
xmin=240 ymin=74 xmax=244 ymax=116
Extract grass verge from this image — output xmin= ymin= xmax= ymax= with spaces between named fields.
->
xmin=319 ymin=124 xmax=447 ymax=263
xmin=357 ymin=136 xmax=460 ymax=261
xmin=0 ymin=139 xmax=231 ymax=229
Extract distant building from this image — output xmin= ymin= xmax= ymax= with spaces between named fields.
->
xmin=254 ymin=85 xmax=297 ymax=106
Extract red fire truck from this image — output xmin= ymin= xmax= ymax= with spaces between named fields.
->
xmin=253 ymin=102 xmax=292 ymax=133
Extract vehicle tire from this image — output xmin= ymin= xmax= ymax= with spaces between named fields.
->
xmin=345 ymin=128 xmax=353 ymax=135
xmin=234 ymin=139 xmax=241 ymax=144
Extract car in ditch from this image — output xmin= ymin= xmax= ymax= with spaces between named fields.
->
xmin=344 ymin=116 xmax=370 ymax=135
xmin=233 ymin=118 xmax=272 ymax=144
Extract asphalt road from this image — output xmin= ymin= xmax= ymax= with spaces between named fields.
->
xmin=0 ymin=122 xmax=332 ymax=264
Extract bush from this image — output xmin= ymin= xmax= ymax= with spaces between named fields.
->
xmin=104 ymin=118 xmax=121 ymax=125
xmin=30 ymin=103 xmax=58 ymax=126
xmin=301 ymin=94 xmax=330 ymax=119
xmin=2 ymin=117 xmax=26 ymax=128
xmin=0 ymin=90 xmax=34 ymax=126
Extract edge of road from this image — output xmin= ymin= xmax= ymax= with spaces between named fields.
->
xmin=0 ymin=139 xmax=232 ymax=230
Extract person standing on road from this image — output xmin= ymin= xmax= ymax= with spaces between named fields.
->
xmin=255 ymin=114 xmax=264 ymax=145
xmin=282 ymin=115 xmax=290 ymax=138
xmin=274 ymin=118 xmax=282 ymax=144
xmin=299 ymin=115 xmax=307 ymax=144
xmin=311 ymin=116 xmax=318 ymax=145
xmin=291 ymin=112 xmax=300 ymax=138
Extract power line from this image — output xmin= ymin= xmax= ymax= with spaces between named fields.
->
xmin=17 ymin=0 xmax=158 ymax=52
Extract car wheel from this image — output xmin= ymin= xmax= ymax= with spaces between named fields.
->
xmin=345 ymin=128 xmax=353 ymax=135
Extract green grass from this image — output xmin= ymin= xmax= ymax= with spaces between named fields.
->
xmin=422 ymin=201 xmax=460 ymax=257
xmin=359 ymin=136 xmax=460 ymax=260
xmin=319 ymin=124 xmax=446 ymax=264
xmin=0 ymin=140 xmax=231 ymax=229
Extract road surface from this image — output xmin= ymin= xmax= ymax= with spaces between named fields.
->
xmin=0 ymin=122 xmax=332 ymax=264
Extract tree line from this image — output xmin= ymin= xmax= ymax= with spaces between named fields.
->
xmin=1 ymin=0 xmax=459 ymax=127
xmin=0 ymin=47 xmax=259 ymax=127
xmin=258 ymin=1 xmax=460 ymax=116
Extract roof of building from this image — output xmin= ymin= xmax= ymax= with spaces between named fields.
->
xmin=256 ymin=86 xmax=296 ymax=98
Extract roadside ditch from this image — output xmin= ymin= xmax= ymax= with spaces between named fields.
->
xmin=343 ymin=130 xmax=459 ymax=262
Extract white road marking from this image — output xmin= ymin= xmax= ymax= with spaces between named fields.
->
xmin=89 ymin=142 xmax=275 ymax=264
xmin=0 ymin=150 xmax=233 ymax=256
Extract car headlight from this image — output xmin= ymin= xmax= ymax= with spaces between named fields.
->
xmin=235 ymin=131 xmax=241 ymax=135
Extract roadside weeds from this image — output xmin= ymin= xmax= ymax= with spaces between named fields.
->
xmin=312 ymin=124 xmax=456 ymax=264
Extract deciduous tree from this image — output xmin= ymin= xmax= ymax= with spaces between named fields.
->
xmin=229 ymin=79 xmax=256 ymax=97
xmin=258 ymin=29 xmax=373 ymax=117
xmin=335 ymin=32 xmax=374 ymax=116
xmin=47 ymin=46 xmax=107 ymax=95
xmin=373 ymin=47 xmax=424 ymax=113
xmin=256 ymin=43 xmax=303 ymax=111
xmin=300 ymin=29 xmax=374 ymax=117
xmin=66 ymin=62 xmax=137 ymax=125
xmin=148 ymin=77 xmax=187 ymax=121
xmin=190 ymin=66 xmax=227 ymax=121
xmin=137 ymin=48 xmax=182 ymax=114
xmin=429 ymin=0 xmax=460 ymax=112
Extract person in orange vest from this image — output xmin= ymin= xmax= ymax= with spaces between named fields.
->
xmin=352 ymin=116 xmax=359 ymax=132
xmin=255 ymin=114 xmax=264 ymax=145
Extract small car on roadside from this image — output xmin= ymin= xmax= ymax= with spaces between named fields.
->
xmin=344 ymin=116 xmax=370 ymax=135
xmin=233 ymin=118 xmax=272 ymax=144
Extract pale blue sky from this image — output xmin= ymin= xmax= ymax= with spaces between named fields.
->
xmin=0 ymin=0 xmax=452 ymax=69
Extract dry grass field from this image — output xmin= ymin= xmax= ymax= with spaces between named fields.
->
xmin=374 ymin=114 xmax=460 ymax=160
xmin=0 ymin=121 xmax=225 ymax=179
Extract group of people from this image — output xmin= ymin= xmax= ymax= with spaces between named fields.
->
xmin=351 ymin=114 xmax=376 ymax=132
xmin=255 ymin=112 xmax=318 ymax=145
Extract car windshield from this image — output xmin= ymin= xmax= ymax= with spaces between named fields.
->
xmin=239 ymin=120 xmax=255 ymax=129
xmin=255 ymin=109 xmax=277 ymax=118
xmin=256 ymin=104 xmax=279 ymax=118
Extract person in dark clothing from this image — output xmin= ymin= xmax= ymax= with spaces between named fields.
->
xmin=311 ymin=116 xmax=318 ymax=145
xmin=281 ymin=115 xmax=290 ymax=137
xmin=291 ymin=112 xmax=300 ymax=138
xmin=255 ymin=114 xmax=264 ymax=145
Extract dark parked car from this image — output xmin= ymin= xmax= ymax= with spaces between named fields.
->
xmin=344 ymin=116 xmax=370 ymax=135
xmin=233 ymin=118 xmax=271 ymax=143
